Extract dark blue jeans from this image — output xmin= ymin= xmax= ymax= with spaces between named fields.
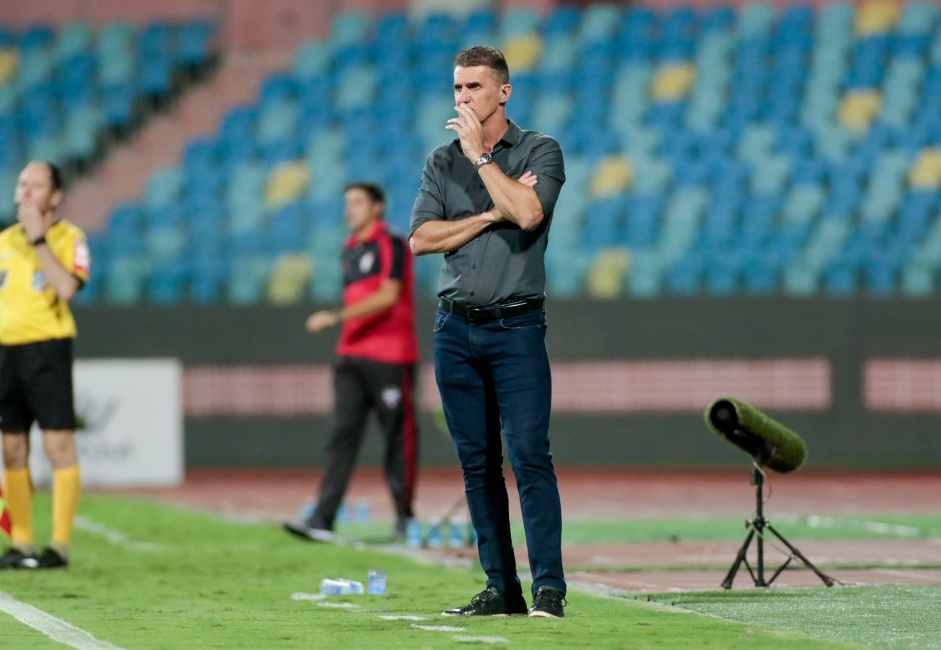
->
xmin=433 ymin=306 xmax=565 ymax=597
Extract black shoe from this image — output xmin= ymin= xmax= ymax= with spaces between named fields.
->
xmin=283 ymin=519 xmax=337 ymax=542
xmin=529 ymin=586 xmax=567 ymax=618
xmin=442 ymin=587 xmax=528 ymax=616
xmin=31 ymin=547 xmax=69 ymax=569
xmin=0 ymin=547 xmax=37 ymax=569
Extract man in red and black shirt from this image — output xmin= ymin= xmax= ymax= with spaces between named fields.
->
xmin=285 ymin=183 xmax=418 ymax=541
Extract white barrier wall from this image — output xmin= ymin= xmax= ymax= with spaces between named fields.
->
xmin=27 ymin=359 xmax=183 ymax=487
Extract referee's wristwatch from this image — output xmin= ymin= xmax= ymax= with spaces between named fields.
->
xmin=31 ymin=234 xmax=47 ymax=246
xmin=472 ymin=152 xmax=494 ymax=172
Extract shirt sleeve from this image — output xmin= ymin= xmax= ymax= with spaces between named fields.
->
xmin=525 ymin=136 xmax=566 ymax=219
xmin=409 ymin=155 xmax=445 ymax=239
xmin=385 ymin=234 xmax=406 ymax=282
xmin=64 ymin=231 xmax=91 ymax=284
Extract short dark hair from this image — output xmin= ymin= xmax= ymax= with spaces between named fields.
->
xmin=454 ymin=45 xmax=510 ymax=84
xmin=44 ymin=161 xmax=64 ymax=192
xmin=345 ymin=182 xmax=385 ymax=205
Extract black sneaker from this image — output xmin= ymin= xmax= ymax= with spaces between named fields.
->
xmin=0 ymin=547 xmax=36 ymax=570
xmin=442 ymin=587 xmax=528 ymax=616
xmin=529 ymin=586 xmax=567 ymax=618
xmin=282 ymin=519 xmax=337 ymax=542
xmin=32 ymin=547 xmax=68 ymax=569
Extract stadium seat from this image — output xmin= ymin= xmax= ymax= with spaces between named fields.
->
xmin=586 ymin=248 xmax=630 ymax=299
xmin=266 ymin=161 xmax=309 ymax=207
xmin=83 ymin=5 xmax=941 ymax=302
xmin=267 ymin=253 xmax=314 ymax=305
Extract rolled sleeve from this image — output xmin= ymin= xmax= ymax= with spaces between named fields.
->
xmin=526 ymin=138 xmax=565 ymax=219
xmin=409 ymin=161 xmax=444 ymax=239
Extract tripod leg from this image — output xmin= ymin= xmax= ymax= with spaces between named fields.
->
xmin=766 ymin=523 xmax=835 ymax=587
xmin=722 ymin=528 xmax=756 ymax=589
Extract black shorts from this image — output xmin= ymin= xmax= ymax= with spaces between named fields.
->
xmin=0 ymin=338 xmax=77 ymax=433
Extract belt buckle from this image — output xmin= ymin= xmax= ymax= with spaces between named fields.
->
xmin=466 ymin=305 xmax=492 ymax=322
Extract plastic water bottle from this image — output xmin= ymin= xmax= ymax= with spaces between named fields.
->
xmin=367 ymin=569 xmax=388 ymax=595
xmin=320 ymin=578 xmax=364 ymax=595
xmin=405 ymin=518 xmax=423 ymax=548
xmin=355 ymin=498 xmax=370 ymax=524
xmin=301 ymin=499 xmax=317 ymax=520
xmin=427 ymin=517 xmax=443 ymax=548
xmin=449 ymin=516 xmax=467 ymax=549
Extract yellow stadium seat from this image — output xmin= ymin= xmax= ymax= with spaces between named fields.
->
xmin=837 ymin=90 xmax=882 ymax=132
xmin=909 ymin=148 xmax=941 ymax=189
xmin=589 ymin=155 xmax=634 ymax=198
xmin=587 ymin=248 xmax=630 ymax=299
xmin=502 ymin=34 xmax=542 ymax=72
xmin=266 ymin=161 xmax=309 ymax=207
xmin=650 ymin=63 xmax=695 ymax=102
xmin=0 ymin=49 xmax=18 ymax=84
xmin=855 ymin=0 xmax=901 ymax=36
xmin=267 ymin=253 xmax=314 ymax=305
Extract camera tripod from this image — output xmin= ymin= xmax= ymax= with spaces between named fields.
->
xmin=722 ymin=463 xmax=835 ymax=589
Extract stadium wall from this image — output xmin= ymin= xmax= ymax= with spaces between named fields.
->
xmin=73 ymin=299 xmax=941 ymax=470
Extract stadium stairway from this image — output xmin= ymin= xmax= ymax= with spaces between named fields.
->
xmin=64 ymin=50 xmax=293 ymax=232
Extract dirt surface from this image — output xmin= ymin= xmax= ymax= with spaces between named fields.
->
xmin=118 ymin=467 xmax=941 ymax=593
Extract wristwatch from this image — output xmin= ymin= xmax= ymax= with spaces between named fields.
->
xmin=472 ymin=152 xmax=494 ymax=171
xmin=31 ymin=235 xmax=47 ymax=246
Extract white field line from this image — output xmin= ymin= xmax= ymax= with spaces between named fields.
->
xmin=73 ymin=516 xmax=158 ymax=551
xmin=0 ymin=591 xmax=126 ymax=650
xmin=452 ymin=635 xmax=511 ymax=644
xmin=412 ymin=624 xmax=465 ymax=632
xmin=378 ymin=614 xmax=427 ymax=620
xmin=779 ymin=514 xmax=927 ymax=538
xmin=317 ymin=602 xmax=362 ymax=610
xmin=290 ymin=592 xmax=326 ymax=601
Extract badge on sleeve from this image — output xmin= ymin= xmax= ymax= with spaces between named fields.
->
xmin=32 ymin=270 xmax=47 ymax=291
xmin=73 ymin=238 xmax=91 ymax=274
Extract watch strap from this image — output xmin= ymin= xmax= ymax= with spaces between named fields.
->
xmin=473 ymin=153 xmax=494 ymax=171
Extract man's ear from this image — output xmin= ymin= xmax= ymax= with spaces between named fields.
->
xmin=499 ymin=84 xmax=512 ymax=106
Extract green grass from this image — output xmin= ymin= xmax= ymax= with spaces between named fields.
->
xmin=338 ymin=513 xmax=941 ymax=548
xmin=546 ymin=515 xmax=941 ymax=545
xmin=1 ymin=494 xmax=936 ymax=648
xmin=640 ymin=587 xmax=941 ymax=649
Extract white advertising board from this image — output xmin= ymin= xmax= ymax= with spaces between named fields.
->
xmin=26 ymin=359 xmax=183 ymax=487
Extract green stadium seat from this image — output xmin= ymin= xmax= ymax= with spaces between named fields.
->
xmin=105 ymin=257 xmax=148 ymax=304
xmin=228 ymin=254 xmax=271 ymax=304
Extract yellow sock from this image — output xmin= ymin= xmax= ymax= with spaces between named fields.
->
xmin=3 ymin=466 xmax=35 ymax=551
xmin=51 ymin=466 xmax=81 ymax=553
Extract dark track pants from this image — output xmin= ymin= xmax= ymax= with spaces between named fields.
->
xmin=312 ymin=356 xmax=417 ymax=528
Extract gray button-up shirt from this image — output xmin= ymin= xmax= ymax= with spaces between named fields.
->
xmin=409 ymin=120 xmax=565 ymax=305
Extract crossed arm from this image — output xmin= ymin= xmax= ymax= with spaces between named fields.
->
xmin=409 ymin=171 xmax=539 ymax=256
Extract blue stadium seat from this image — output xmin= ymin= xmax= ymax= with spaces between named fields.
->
xmin=177 ymin=20 xmax=215 ymax=68
xmin=86 ymin=5 xmax=941 ymax=300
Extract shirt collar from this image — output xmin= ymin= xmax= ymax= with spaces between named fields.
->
xmin=345 ymin=220 xmax=384 ymax=247
xmin=18 ymin=218 xmax=62 ymax=240
xmin=456 ymin=119 xmax=521 ymax=154
xmin=498 ymin=119 xmax=522 ymax=149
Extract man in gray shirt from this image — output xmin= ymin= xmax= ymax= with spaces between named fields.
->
xmin=409 ymin=45 xmax=567 ymax=619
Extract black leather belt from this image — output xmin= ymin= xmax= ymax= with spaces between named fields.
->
xmin=438 ymin=297 xmax=544 ymax=323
